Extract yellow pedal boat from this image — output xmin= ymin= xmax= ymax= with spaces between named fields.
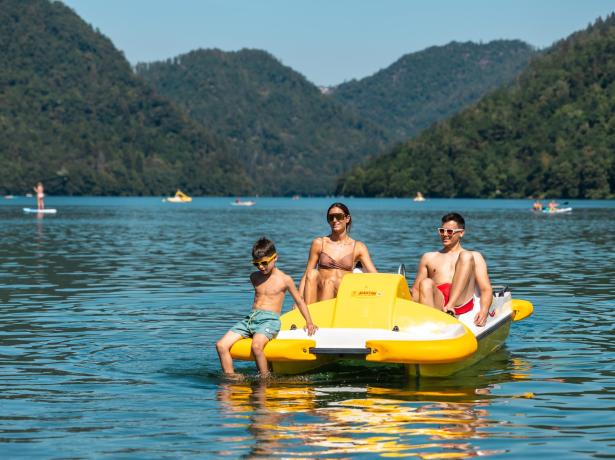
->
xmin=230 ymin=273 xmax=533 ymax=377
xmin=165 ymin=189 xmax=192 ymax=203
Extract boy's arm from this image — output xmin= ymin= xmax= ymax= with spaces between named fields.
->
xmin=410 ymin=254 xmax=429 ymax=300
xmin=286 ymin=275 xmax=317 ymax=335
xmin=473 ymin=252 xmax=492 ymax=326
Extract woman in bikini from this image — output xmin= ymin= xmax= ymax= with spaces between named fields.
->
xmin=299 ymin=202 xmax=377 ymax=305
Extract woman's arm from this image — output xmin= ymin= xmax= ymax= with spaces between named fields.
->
xmin=356 ymin=241 xmax=377 ymax=273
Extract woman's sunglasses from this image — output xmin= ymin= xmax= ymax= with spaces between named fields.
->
xmin=437 ymin=228 xmax=463 ymax=236
xmin=327 ymin=213 xmax=346 ymax=223
xmin=252 ymin=253 xmax=277 ymax=268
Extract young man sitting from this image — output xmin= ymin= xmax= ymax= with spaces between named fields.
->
xmin=411 ymin=212 xmax=492 ymax=326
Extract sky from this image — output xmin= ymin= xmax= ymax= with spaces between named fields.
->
xmin=61 ymin=0 xmax=614 ymax=87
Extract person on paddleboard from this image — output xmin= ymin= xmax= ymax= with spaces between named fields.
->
xmin=411 ymin=212 xmax=492 ymax=327
xmin=216 ymin=237 xmax=317 ymax=378
xmin=33 ymin=182 xmax=45 ymax=210
xmin=298 ymin=202 xmax=377 ymax=305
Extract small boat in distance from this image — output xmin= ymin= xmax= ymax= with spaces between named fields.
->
xmin=164 ymin=190 xmax=192 ymax=203
xmin=231 ymin=198 xmax=256 ymax=207
xmin=413 ymin=191 xmax=426 ymax=202
xmin=532 ymin=200 xmax=572 ymax=214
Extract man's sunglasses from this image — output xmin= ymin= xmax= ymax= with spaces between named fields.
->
xmin=252 ymin=253 xmax=277 ymax=268
xmin=437 ymin=227 xmax=463 ymax=236
xmin=327 ymin=213 xmax=346 ymax=223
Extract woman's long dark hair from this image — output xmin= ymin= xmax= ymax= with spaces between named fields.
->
xmin=327 ymin=202 xmax=352 ymax=232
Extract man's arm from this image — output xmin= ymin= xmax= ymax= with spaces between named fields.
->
xmin=410 ymin=254 xmax=430 ymax=300
xmin=473 ymin=252 xmax=492 ymax=326
xmin=287 ymin=275 xmax=317 ymax=335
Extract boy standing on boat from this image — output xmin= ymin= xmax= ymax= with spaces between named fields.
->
xmin=216 ymin=237 xmax=317 ymax=377
xmin=411 ymin=213 xmax=492 ymax=326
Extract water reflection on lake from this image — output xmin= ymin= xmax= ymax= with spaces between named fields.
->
xmin=0 ymin=197 xmax=613 ymax=458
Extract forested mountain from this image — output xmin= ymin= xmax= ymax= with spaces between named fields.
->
xmin=0 ymin=0 xmax=251 ymax=196
xmin=136 ymin=49 xmax=389 ymax=195
xmin=330 ymin=40 xmax=536 ymax=141
xmin=337 ymin=15 xmax=615 ymax=199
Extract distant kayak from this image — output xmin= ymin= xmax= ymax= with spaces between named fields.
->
xmin=231 ymin=200 xmax=256 ymax=207
xmin=23 ymin=208 xmax=57 ymax=214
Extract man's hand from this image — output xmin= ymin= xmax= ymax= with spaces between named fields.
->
xmin=304 ymin=322 xmax=318 ymax=336
xmin=474 ymin=309 xmax=488 ymax=326
xmin=442 ymin=304 xmax=455 ymax=314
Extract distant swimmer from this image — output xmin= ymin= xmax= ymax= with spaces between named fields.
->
xmin=33 ymin=182 xmax=44 ymax=210
xmin=532 ymin=201 xmax=543 ymax=211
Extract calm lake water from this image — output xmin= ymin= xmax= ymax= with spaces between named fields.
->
xmin=0 ymin=197 xmax=613 ymax=459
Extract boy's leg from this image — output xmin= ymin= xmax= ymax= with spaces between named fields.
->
xmin=216 ymin=331 xmax=244 ymax=374
xmin=251 ymin=333 xmax=271 ymax=377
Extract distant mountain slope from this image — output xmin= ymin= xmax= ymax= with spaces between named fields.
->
xmin=337 ymin=15 xmax=615 ymax=199
xmin=0 ymin=0 xmax=251 ymax=195
xmin=330 ymin=40 xmax=536 ymax=141
xmin=137 ymin=49 xmax=388 ymax=195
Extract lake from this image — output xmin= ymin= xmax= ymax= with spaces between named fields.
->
xmin=0 ymin=196 xmax=613 ymax=458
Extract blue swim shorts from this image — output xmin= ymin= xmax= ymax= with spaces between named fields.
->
xmin=230 ymin=309 xmax=281 ymax=340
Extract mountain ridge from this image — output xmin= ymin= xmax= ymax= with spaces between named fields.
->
xmin=336 ymin=15 xmax=615 ymax=199
xmin=329 ymin=40 xmax=536 ymax=141
xmin=0 ymin=0 xmax=252 ymax=196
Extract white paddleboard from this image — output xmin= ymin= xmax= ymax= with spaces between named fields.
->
xmin=23 ymin=208 xmax=57 ymax=214
xmin=543 ymin=207 xmax=572 ymax=214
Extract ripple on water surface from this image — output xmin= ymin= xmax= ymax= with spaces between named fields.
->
xmin=0 ymin=197 xmax=614 ymax=458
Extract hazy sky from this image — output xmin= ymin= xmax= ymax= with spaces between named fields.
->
xmin=61 ymin=0 xmax=614 ymax=86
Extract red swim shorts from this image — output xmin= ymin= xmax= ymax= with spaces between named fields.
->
xmin=437 ymin=283 xmax=474 ymax=315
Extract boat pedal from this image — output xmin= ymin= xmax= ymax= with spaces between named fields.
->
xmin=392 ymin=326 xmax=399 ymax=332
xmin=290 ymin=324 xmax=297 ymax=330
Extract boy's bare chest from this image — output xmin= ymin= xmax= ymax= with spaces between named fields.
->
xmin=255 ymin=277 xmax=286 ymax=296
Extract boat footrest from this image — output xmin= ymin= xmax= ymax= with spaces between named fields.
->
xmin=309 ymin=347 xmax=370 ymax=355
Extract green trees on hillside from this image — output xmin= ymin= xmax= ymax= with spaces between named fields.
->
xmin=0 ymin=0 xmax=251 ymax=196
xmin=331 ymin=41 xmax=536 ymax=141
xmin=137 ymin=49 xmax=388 ymax=195
xmin=337 ymin=15 xmax=615 ymax=199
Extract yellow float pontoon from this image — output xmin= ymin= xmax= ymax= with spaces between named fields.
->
xmin=230 ymin=273 xmax=532 ymax=377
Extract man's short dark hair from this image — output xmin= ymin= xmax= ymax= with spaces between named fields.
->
xmin=252 ymin=237 xmax=276 ymax=259
xmin=441 ymin=212 xmax=465 ymax=228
